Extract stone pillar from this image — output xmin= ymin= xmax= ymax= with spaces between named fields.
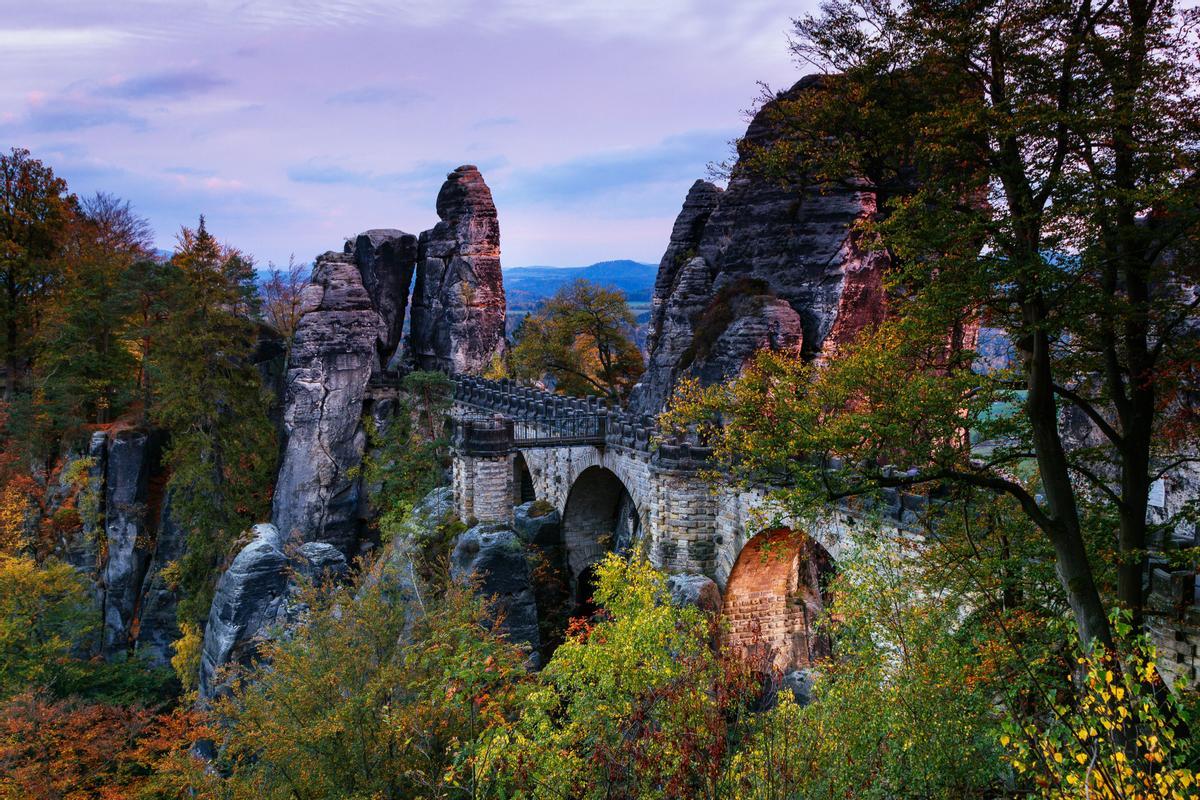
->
xmin=649 ymin=465 xmax=718 ymax=575
xmin=451 ymin=418 xmax=515 ymax=525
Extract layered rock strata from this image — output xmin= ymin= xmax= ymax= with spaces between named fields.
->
xmin=410 ymin=166 xmax=506 ymax=374
xmin=631 ymin=76 xmax=888 ymax=415
xmin=272 ymin=252 xmax=382 ymax=554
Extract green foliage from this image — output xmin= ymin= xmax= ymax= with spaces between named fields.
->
xmin=0 ymin=554 xmax=93 ymax=698
xmin=213 ymin=563 xmax=532 ymax=800
xmin=150 ymin=218 xmax=277 ymax=625
xmin=485 ymin=555 xmax=754 ymax=799
xmin=721 ymin=527 xmax=1006 ymax=799
xmin=361 ymin=370 xmax=453 ymax=549
xmin=1003 ymin=617 xmax=1198 ymax=798
xmin=0 ymin=148 xmax=73 ymax=401
xmin=509 ymin=278 xmax=644 ymax=401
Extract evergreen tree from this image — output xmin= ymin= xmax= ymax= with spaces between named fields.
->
xmin=150 ymin=217 xmax=277 ymax=624
xmin=0 ymin=149 xmax=73 ymax=400
xmin=35 ymin=193 xmax=153 ymax=438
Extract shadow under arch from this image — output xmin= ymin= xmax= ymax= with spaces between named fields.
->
xmin=560 ymin=465 xmax=641 ymax=587
xmin=512 ymin=451 xmax=536 ymax=505
xmin=722 ymin=527 xmax=835 ymax=674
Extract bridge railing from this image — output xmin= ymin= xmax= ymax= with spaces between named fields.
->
xmin=451 ymin=375 xmax=724 ymax=467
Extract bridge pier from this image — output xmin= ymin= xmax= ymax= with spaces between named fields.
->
xmin=452 ymin=417 xmax=516 ymax=525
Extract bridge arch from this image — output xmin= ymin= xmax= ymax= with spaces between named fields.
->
xmin=722 ymin=527 xmax=835 ymax=673
xmin=561 ymin=465 xmax=643 ymax=589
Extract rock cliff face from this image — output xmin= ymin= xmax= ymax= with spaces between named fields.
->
xmin=450 ymin=523 xmax=540 ymax=661
xmin=347 ymin=229 xmax=418 ymax=371
xmin=631 ymin=76 xmax=888 ymax=415
xmin=198 ymin=523 xmax=292 ymax=700
xmin=100 ymin=430 xmax=162 ymax=658
xmin=410 ymin=166 xmax=506 ymax=374
xmin=133 ymin=493 xmax=185 ymax=667
xmin=272 ymin=252 xmax=382 ymax=555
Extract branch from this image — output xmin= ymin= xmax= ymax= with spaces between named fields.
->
xmin=1051 ymin=383 xmax=1123 ymax=446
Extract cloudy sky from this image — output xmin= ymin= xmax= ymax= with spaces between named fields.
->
xmin=3 ymin=2 xmax=809 ymax=268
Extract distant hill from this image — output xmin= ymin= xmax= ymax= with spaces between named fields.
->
xmin=504 ymin=260 xmax=658 ymax=307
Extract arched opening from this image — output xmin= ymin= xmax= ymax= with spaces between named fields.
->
xmin=513 ymin=452 xmax=535 ymax=505
xmin=722 ymin=528 xmax=835 ymax=674
xmin=560 ymin=465 xmax=641 ymax=601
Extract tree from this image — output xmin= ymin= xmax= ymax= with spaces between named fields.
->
xmin=0 ymin=149 xmax=72 ymax=399
xmin=259 ymin=254 xmax=308 ymax=343
xmin=672 ymin=0 xmax=1200 ymax=647
xmin=485 ymin=555 xmax=756 ymax=800
xmin=509 ymin=279 xmax=644 ymax=401
xmin=151 ymin=217 xmax=276 ymax=625
xmin=213 ymin=567 xmax=531 ymax=799
xmin=0 ymin=554 xmax=92 ymax=698
xmin=34 ymin=193 xmax=152 ymax=435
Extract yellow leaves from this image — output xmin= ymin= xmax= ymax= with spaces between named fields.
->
xmin=170 ymin=622 xmax=203 ymax=694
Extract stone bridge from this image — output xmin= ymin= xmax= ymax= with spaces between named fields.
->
xmin=447 ymin=376 xmax=1200 ymax=685
xmin=449 ymin=376 xmax=921 ymax=671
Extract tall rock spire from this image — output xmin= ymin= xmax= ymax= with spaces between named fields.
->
xmin=409 ymin=165 xmax=506 ymax=374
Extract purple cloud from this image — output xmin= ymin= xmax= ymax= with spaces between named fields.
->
xmin=3 ymin=2 xmax=806 ymax=267
xmin=98 ymin=69 xmax=230 ymax=100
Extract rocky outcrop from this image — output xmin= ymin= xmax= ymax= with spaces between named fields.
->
xmin=100 ymin=430 xmax=162 ymax=659
xmin=450 ymin=523 xmax=540 ymax=660
xmin=199 ymin=523 xmax=290 ymax=700
xmin=667 ymin=573 xmax=722 ymax=615
xmin=272 ymin=252 xmax=382 ymax=555
xmin=631 ymin=76 xmax=889 ymax=415
xmin=347 ymin=229 xmax=418 ymax=371
xmin=409 ymin=166 xmax=506 ymax=374
xmin=133 ymin=493 xmax=185 ymax=667
xmin=197 ymin=524 xmax=351 ymax=700
xmin=643 ymin=181 xmax=723 ymax=361
xmin=512 ymin=501 xmax=561 ymax=546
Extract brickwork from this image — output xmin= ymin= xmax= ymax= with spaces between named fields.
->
xmin=649 ymin=467 xmax=719 ymax=575
xmin=722 ymin=528 xmax=832 ymax=672
xmin=1148 ymin=569 xmax=1200 ymax=689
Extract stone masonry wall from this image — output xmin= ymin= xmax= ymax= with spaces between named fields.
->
xmin=453 ymin=453 xmax=514 ymax=525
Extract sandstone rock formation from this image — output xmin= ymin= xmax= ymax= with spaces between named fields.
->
xmin=100 ymin=430 xmax=162 ymax=658
xmin=512 ymin=501 xmax=561 ymax=546
xmin=199 ymin=523 xmax=291 ymax=700
xmin=666 ymin=573 xmax=722 ymax=615
xmin=272 ymin=251 xmax=382 ymax=555
xmin=346 ymin=229 xmax=418 ymax=370
xmin=410 ymin=166 xmax=506 ymax=374
xmin=133 ymin=493 xmax=185 ymax=667
xmin=450 ymin=523 xmax=540 ymax=660
xmin=631 ymin=76 xmax=888 ymax=415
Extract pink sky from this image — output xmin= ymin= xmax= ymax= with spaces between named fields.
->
xmin=3 ymin=2 xmax=810 ymax=268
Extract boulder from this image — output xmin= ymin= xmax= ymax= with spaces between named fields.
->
xmin=512 ymin=501 xmax=561 ymax=546
xmin=450 ymin=523 xmax=540 ymax=660
xmin=199 ymin=523 xmax=291 ymax=700
xmin=666 ymin=573 xmax=722 ymax=615
xmin=272 ymin=251 xmax=383 ymax=555
xmin=782 ymin=668 xmax=816 ymax=706
xmin=293 ymin=541 xmax=349 ymax=585
xmin=100 ymin=430 xmax=162 ymax=659
xmin=631 ymin=75 xmax=889 ymax=415
xmin=347 ymin=229 xmax=418 ymax=370
xmin=409 ymin=166 xmax=506 ymax=374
